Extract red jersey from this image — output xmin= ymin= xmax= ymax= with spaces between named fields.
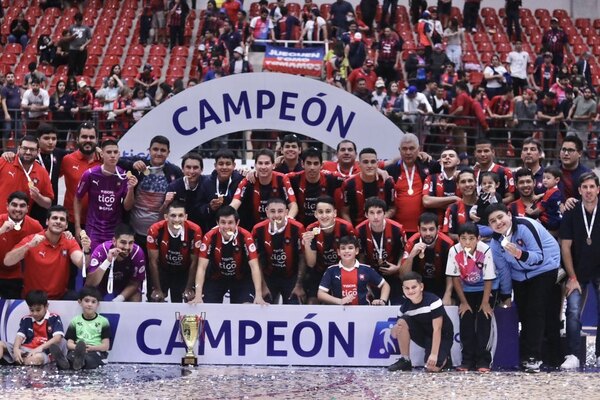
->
xmin=233 ymin=171 xmax=296 ymax=230
xmin=393 ymin=163 xmax=426 ymax=233
xmin=252 ymin=218 xmax=305 ymax=278
xmin=306 ymin=218 xmax=356 ymax=273
xmin=403 ymin=232 xmax=454 ymax=284
xmin=321 ymin=160 xmax=360 ymax=178
xmin=60 ymin=150 xmax=102 ymax=224
xmin=199 ymin=226 xmax=258 ymax=281
xmin=443 ymin=200 xmax=473 ymax=235
xmin=508 ymin=198 xmax=529 ymax=217
xmin=0 ymin=158 xmax=54 ymax=215
xmin=147 ymin=220 xmax=203 ymax=269
xmin=347 ymin=67 xmax=378 ymax=92
xmin=356 ymin=218 xmax=406 ymax=271
xmin=423 ymin=172 xmax=460 ymax=226
xmin=17 ymin=233 xmax=81 ymax=299
xmin=0 ymin=214 xmax=43 ymax=280
xmin=342 ymin=175 xmax=395 ymax=226
xmin=288 ymin=171 xmax=345 ymax=226
xmin=450 ymin=92 xmax=473 ymax=126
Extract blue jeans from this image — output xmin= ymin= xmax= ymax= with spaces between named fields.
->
xmin=565 ymin=279 xmax=600 ymax=356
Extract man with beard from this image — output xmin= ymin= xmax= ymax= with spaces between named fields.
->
xmin=443 ymin=169 xmax=478 ymax=242
xmin=401 ymin=212 xmax=455 ymax=304
xmin=288 ymin=147 xmax=345 ymax=226
xmin=85 ymin=224 xmax=146 ymax=302
xmin=302 ymin=196 xmax=355 ymax=304
xmin=0 ymin=135 xmax=53 ymax=214
xmin=4 ymin=205 xmax=91 ymax=300
xmin=422 ymin=148 xmax=461 ymax=226
xmin=0 ymin=192 xmax=43 ymax=298
xmin=61 ymin=122 xmax=102 ymax=233
xmin=509 ymin=169 xmax=539 ymax=218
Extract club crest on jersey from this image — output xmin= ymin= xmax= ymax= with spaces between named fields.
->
xmin=517 ymin=239 xmax=524 ymax=247
xmin=147 ymin=235 xmax=154 ymax=244
xmin=62 ymin=250 xmax=67 ymax=256
xmin=359 ymin=274 xmax=365 ymax=280
xmin=249 ymin=243 xmax=256 ymax=252
xmin=90 ymin=258 xmax=99 ymax=267
xmin=200 ymin=243 xmax=207 ymax=252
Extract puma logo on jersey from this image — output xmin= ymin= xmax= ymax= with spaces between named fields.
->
xmin=161 ymin=240 xmax=168 ymax=246
xmin=72 ymin=165 xmax=80 ymax=171
xmin=92 ymin=179 xmax=99 ymax=186
xmin=8 ymin=171 xmax=15 ymax=178
xmin=264 ymin=241 xmax=271 ymax=247
xmin=38 ymin=251 xmax=46 ymax=258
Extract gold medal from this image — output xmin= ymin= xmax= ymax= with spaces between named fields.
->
xmin=13 ymin=223 xmax=21 ymax=231
xmin=418 ymin=250 xmax=425 ymax=259
xmin=407 ymin=188 xmax=414 ymax=196
xmin=587 ymin=237 xmax=592 ymax=245
xmin=378 ymin=257 xmax=384 ymax=265
xmin=80 ymin=229 xmax=87 ymax=238
xmin=126 ymin=171 xmax=133 ymax=178
xmin=143 ymin=168 xmax=150 ymax=176
xmin=28 ymin=181 xmax=35 ymax=189
xmin=312 ymin=227 xmax=321 ymax=235
xmin=173 ymin=224 xmax=182 ymax=230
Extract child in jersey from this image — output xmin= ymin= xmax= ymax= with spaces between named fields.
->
xmin=445 ymin=223 xmax=497 ymax=372
xmin=470 ymin=171 xmax=503 ymax=225
xmin=529 ymin=166 xmax=562 ymax=236
xmin=0 ymin=290 xmax=66 ymax=366
xmin=54 ymin=287 xmax=111 ymax=370
xmin=388 ymin=272 xmax=454 ymax=372
xmin=318 ymin=235 xmax=390 ymax=305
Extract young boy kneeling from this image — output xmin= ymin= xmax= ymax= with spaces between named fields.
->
xmin=446 ymin=222 xmax=497 ymax=372
xmin=54 ymin=287 xmax=111 ymax=370
xmin=0 ymin=290 xmax=66 ymax=366
xmin=388 ymin=272 xmax=454 ymax=372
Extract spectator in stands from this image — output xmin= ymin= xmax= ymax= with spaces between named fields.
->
xmin=301 ymin=9 xmax=328 ymax=45
xmin=443 ymin=17 xmax=464 ymax=71
xmin=520 ymin=137 xmax=545 ymax=194
xmin=416 ymin=11 xmax=434 ymax=60
xmin=131 ymin=87 xmax=152 ymax=122
xmin=532 ymin=52 xmax=558 ymax=94
xmin=249 ymin=7 xmax=276 ymax=50
xmin=569 ymin=64 xmax=587 ymax=91
xmin=67 ymin=13 xmax=92 ymax=77
xmin=505 ymin=0 xmax=522 ymax=42
xmin=567 ymin=86 xmax=597 ymax=151
xmin=575 ymin=51 xmax=593 ymax=90
xmin=49 ymin=80 xmax=75 ymax=146
xmin=550 ymin=73 xmax=572 ymax=104
xmin=71 ymin=80 xmax=93 ymax=123
xmin=429 ymin=8 xmax=443 ymax=45
xmin=352 ymin=78 xmax=373 ymax=104
xmin=382 ymin=81 xmax=401 ymax=116
xmin=23 ymin=63 xmax=47 ymax=90
xmin=1 ymin=72 xmax=22 ymax=151
xmin=462 ymin=0 xmax=481 ymax=33
xmin=325 ymin=42 xmax=349 ymax=88
xmin=219 ymin=20 xmax=242 ymax=60
xmin=483 ymin=54 xmax=508 ymax=100
xmin=53 ymin=30 xmax=70 ymax=72
xmin=399 ymin=85 xmax=433 ymax=129
xmin=39 ymin=0 xmax=62 ymax=9
xmin=329 ymin=0 xmax=354 ymax=38
xmin=96 ymin=77 xmax=123 ymax=114
xmin=374 ymin=26 xmax=403 ymax=85
xmin=168 ymin=0 xmax=190 ymax=49
xmin=134 ymin=65 xmax=160 ymax=100
xmin=559 ymin=136 xmax=591 ymax=206
xmin=104 ymin=65 xmax=126 ymax=88
xmin=542 ymin=17 xmax=569 ymax=67
xmin=513 ymin=89 xmax=538 ymax=150
xmin=346 ymin=32 xmax=368 ymax=70
xmin=405 ymin=45 xmax=429 ymax=91
xmin=448 ymin=81 xmax=473 ymax=154
xmin=486 ymin=88 xmax=515 ymax=150
xmin=408 ymin=0 xmax=427 ymax=26
xmin=430 ymin=44 xmax=451 ymax=84
xmin=372 ymin=79 xmax=386 ymax=111
xmin=440 ymin=62 xmax=458 ymax=102
xmin=140 ymin=0 xmax=154 ymax=45
xmin=506 ymin=41 xmax=531 ymax=96
xmin=37 ymin=35 xmax=56 ymax=66
xmin=8 ymin=12 xmax=29 ymax=49
xmin=21 ymin=78 xmax=50 ymax=133
xmin=470 ymin=87 xmax=490 ymax=133
xmin=359 ymin=0 xmax=377 ymax=33
xmin=229 ymin=46 xmax=253 ymax=74
xmin=437 ymin=0 xmax=452 ymax=29
xmin=346 ymin=59 xmax=377 ymax=93
xmin=151 ymin=0 xmax=168 ymax=45
xmin=536 ymin=91 xmax=562 ymax=160
xmin=276 ymin=7 xmax=301 ymax=41
xmin=111 ymin=87 xmax=135 ymax=138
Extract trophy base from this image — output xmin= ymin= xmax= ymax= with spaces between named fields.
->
xmin=181 ymin=356 xmax=198 ymax=367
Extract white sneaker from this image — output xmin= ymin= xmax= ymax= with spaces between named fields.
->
xmin=560 ymin=354 xmax=580 ymax=369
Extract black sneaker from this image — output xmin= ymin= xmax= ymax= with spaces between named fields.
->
xmin=522 ymin=358 xmax=542 ymax=373
xmin=388 ymin=357 xmax=412 ymax=372
xmin=72 ymin=341 xmax=86 ymax=371
xmin=49 ymin=344 xmax=69 ymax=370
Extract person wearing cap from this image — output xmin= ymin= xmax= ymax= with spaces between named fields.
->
xmin=462 ymin=0 xmax=481 ymax=33
xmin=542 ymin=17 xmax=569 ymax=67
xmin=405 ymin=45 xmax=430 ymax=91
xmin=372 ymin=79 xmax=387 ymax=112
xmin=229 ymin=46 xmax=253 ymax=74
xmin=346 ymin=58 xmax=377 ymax=93
xmin=417 ymin=11 xmax=434 ymax=60
xmin=373 ymin=26 xmax=403 ymax=85
xmin=249 ymin=7 xmax=276 ymax=50
xmin=400 ymin=85 xmax=433 ymax=128
xmin=347 ymin=31 xmax=368 ymax=70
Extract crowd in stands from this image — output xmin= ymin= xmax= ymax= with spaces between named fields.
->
xmin=2 ymin=0 xmax=600 ymax=374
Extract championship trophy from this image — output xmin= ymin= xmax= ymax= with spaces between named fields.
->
xmin=176 ymin=312 xmax=206 ymax=366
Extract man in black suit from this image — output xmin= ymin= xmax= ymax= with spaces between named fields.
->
xmin=575 ymin=52 xmax=593 ymax=89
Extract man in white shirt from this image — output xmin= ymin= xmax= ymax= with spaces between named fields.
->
xmin=506 ymin=40 xmax=531 ymax=97
xmin=401 ymin=85 xmax=433 ymax=125
xmin=20 ymin=78 xmax=49 ymax=133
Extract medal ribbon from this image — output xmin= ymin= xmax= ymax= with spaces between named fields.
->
xmin=582 ymin=202 xmax=597 ymax=244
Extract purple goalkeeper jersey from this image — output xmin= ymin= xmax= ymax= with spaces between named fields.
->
xmin=76 ymin=165 xmax=128 ymax=245
xmin=87 ymin=240 xmax=146 ymax=297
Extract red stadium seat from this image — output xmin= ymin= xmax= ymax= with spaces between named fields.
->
xmin=0 ymin=53 xmax=17 ymax=65
xmin=20 ymin=53 xmax=37 ymax=66
xmin=477 ymin=42 xmax=493 ymax=52
xmin=128 ymin=44 xmax=145 ymax=57
xmin=124 ymin=56 xmax=142 ymax=68
xmin=87 ymin=45 xmax=103 ymax=56
xmin=83 ymin=65 xmax=96 ymax=78
xmin=172 ymin=46 xmax=189 ymax=57
xmin=4 ymin=43 xmax=22 ymax=54
xmin=480 ymin=52 xmax=493 ymax=64
xmin=86 ymin=55 xmax=100 ymax=66
xmin=462 ymin=51 xmax=478 ymax=63
xmin=106 ymin=45 xmax=124 ymax=56
xmin=170 ymin=56 xmax=187 ymax=67
xmin=576 ymin=18 xmax=591 ymax=29
xmin=166 ymin=66 xmax=184 ymax=78
xmin=472 ymin=32 xmax=489 ymax=44
xmin=122 ymin=65 xmax=139 ymax=79
xmin=469 ymin=71 xmax=484 ymax=87
xmin=101 ymin=55 xmax=120 ymax=67
xmin=38 ymin=64 xmax=53 ymax=77
xmin=149 ymin=45 xmax=167 ymax=57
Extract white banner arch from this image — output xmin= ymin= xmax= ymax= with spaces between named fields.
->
xmin=119 ymin=73 xmax=404 ymax=161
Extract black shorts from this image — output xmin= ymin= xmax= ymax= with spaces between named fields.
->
xmin=159 ymin=267 xmax=188 ymax=303
xmin=203 ymin=278 xmax=255 ymax=303
xmin=402 ymin=315 xmax=453 ymax=367
xmin=265 ymin=274 xmax=300 ymax=304
xmin=303 ymin=268 xmax=325 ymax=299
xmin=0 ymin=278 xmax=23 ymax=299
xmin=437 ymin=1 xmax=452 ymax=15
